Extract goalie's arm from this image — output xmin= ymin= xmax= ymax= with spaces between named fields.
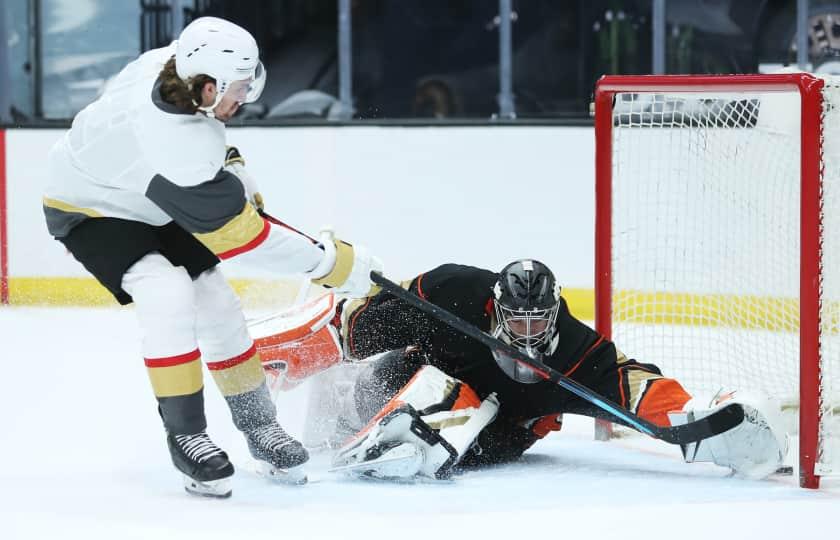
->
xmin=370 ymin=271 xmax=745 ymax=446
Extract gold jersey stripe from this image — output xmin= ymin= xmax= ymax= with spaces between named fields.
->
xmin=194 ymin=202 xmax=266 ymax=257
xmin=625 ymin=368 xmax=664 ymax=412
xmin=208 ymin=353 xmax=265 ymax=396
xmin=42 ymin=197 xmax=104 ymax=218
xmin=147 ymin=359 xmax=203 ymax=397
xmin=312 ymin=240 xmax=354 ymax=289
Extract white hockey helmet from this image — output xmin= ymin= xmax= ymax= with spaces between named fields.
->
xmin=175 ymin=17 xmax=266 ymax=113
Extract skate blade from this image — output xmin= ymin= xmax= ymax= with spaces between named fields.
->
xmin=330 ymin=442 xmax=424 ymax=480
xmin=255 ymin=460 xmax=308 ymax=485
xmin=182 ymin=475 xmax=232 ymax=498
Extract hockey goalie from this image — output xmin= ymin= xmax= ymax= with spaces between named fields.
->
xmin=250 ymin=260 xmax=788 ymax=481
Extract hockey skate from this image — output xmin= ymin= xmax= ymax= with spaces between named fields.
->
xmin=245 ymin=422 xmax=310 ymax=485
xmin=330 ymin=406 xmax=453 ymax=481
xmin=167 ymin=431 xmax=234 ymax=498
xmin=330 ymin=438 xmax=425 ymax=481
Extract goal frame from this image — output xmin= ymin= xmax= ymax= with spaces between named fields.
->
xmin=593 ymin=73 xmax=825 ymax=489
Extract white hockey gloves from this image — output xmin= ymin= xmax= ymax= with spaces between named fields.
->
xmin=225 ymin=146 xmax=264 ymax=211
xmin=308 ymin=228 xmax=383 ymax=298
xmin=331 ymin=365 xmax=500 ymax=481
xmin=668 ymin=389 xmax=788 ymax=479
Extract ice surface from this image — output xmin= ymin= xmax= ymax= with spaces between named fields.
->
xmin=1 ymin=307 xmax=837 ymax=540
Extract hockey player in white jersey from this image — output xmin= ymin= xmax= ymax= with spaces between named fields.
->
xmin=42 ymin=17 xmax=380 ymax=498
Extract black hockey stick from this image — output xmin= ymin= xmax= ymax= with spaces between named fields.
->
xmin=259 ymin=209 xmax=318 ymax=243
xmin=369 ymin=271 xmax=744 ymax=446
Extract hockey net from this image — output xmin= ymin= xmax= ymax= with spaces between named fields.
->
xmin=594 ymin=73 xmax=840 ymax=488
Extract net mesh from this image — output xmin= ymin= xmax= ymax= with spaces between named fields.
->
xmin=819 ymin=80 xmax=840 ymax=474
xmin=608 ymin=81 xmax=839 ymax=476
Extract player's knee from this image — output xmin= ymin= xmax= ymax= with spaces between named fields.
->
xmin=195 ymin=268 xmax=242 ymax=317
xmin=193 ymin=268 xmax=249 ymax=356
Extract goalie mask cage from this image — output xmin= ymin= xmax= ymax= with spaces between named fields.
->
xmin=594 ymin=73 xmax=840 ymax=489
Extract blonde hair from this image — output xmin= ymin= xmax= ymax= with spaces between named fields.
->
xmin=157 ymin=56 xmax=215 ymax=113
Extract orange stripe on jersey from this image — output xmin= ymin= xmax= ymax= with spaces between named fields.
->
xmin=415 ymin=273 xmax=427 ymax=299
xmin=636 ymin=378 xmax=692 ymax=427
xmin=563 ymin=335 xmax=605 ymax=377
xmin=194 ymin=203 xmax=268 ymax=259
xmin=206 ymin=343 xmax=257 ymax=371
xmin=145 ymin=348 xmax=201 ymax=368
xmin=617 ymin=366 xmax=627 ymax=408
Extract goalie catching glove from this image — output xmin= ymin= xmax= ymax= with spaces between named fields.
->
xmin=331 ymin=365 xmax=500 ymax=481
xmin=668 ymin=389 xmax=788 ymax=479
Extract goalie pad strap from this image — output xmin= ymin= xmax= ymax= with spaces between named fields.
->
xmin=331 ymin=404 xmax=460 ymax=480
xmin=336 ymin=365 xmax=498 ymax=479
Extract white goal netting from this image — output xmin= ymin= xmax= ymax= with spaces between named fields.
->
xmin=605 ymin=77 xmax=840 ymax=479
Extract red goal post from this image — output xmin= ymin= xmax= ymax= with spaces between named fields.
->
xmin=593 ymin=73 xmax=838 ymax=489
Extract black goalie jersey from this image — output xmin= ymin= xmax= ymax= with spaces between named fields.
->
xmin=341 ymin=263 xmax=692 ymax=465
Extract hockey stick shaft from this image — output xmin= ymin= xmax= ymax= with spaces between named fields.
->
xmin=369 ymin=272 xmax=743 ymax=445
xmin=259 ymin=209 xmax=318 ymax=244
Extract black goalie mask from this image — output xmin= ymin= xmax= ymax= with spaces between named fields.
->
xmin=491 ymin=259 xmax=561 ymax=383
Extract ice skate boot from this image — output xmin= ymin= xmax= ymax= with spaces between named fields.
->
xmin=167 ymin=431 xmax=234 ymax=498
xmin=246 ymin=422 xmax=309 ymax=485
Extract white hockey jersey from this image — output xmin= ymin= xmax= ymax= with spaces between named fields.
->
xmin=43 ymin=44 xmax=323 ymax=274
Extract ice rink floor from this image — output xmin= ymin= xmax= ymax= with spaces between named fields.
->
xmin=1 ymin=307 xmax=838 ymax=540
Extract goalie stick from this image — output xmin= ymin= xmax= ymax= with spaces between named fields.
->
xmin=369 ymin=271 xmax=744 ymax=446
xmin=258 ymin=209 xmax=318 ymax=243
xmin=252 ymin=208 xmax=740 ymax=444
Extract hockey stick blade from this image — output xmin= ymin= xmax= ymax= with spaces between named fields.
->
xmin=369 ymin=271 xmax=744 ymax=446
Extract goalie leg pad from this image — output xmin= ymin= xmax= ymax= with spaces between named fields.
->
xmin=332 ymin=364 xmax=499 ymax=480
xmin=249 ymin=293 xmax=343 ymax=394
xmin=668 ymin=390 xmax=788 ymax=479
xmin=330 ymin=405 xmax=457 ymax=480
